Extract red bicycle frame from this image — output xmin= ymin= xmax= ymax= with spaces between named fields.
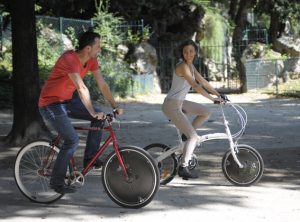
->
xmin=48 ymin=117 xmax=129 ymax=178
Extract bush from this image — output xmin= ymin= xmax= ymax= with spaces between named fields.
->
xmin=200 ymin=8 xmax=229 ymax=63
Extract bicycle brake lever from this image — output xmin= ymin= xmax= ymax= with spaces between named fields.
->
xmin=220 ymin=94 xmax=230 ymax=102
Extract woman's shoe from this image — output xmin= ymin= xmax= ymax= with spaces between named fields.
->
xmin=178 ymin=166 xmax=198 ymax=180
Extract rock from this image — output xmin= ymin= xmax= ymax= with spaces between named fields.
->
xmin=132 ymin=42 xmax=158 ymax=74
xmin=40 ymin=27 xmax=73 ymax=51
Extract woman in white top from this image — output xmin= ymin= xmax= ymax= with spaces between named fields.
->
xmin=162 ymin=39 xmax=223 ymax=179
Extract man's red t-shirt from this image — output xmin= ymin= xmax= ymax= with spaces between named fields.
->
xmin=39 ymin=50 xmax=99 ymax=107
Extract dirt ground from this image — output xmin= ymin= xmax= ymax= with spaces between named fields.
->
xmin=0 ymin=92 xmax=300 ymax=221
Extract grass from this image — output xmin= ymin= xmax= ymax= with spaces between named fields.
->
xmin=260 ymin=79 xmax=300 ymax=98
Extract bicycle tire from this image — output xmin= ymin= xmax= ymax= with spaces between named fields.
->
xmin=222 ymin=145 xmax=264 ymax=186
xmin=14 ymin=140 xmax=64 ymax=203
xmin=144 ymin=143 xmax=177 ymax=185
xmin=102 ymin=146 xmax=160 ymax=208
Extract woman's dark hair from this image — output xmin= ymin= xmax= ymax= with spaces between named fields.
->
xmin=179 ymin=39 xmax=198 ymax=60
xmin=77 ymin=31 xmax=100 ymax=50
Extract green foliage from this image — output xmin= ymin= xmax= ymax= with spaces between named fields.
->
xmin=88 ymin=0 xmax=136 ymax=100
xmin=99 ymin=53 xmax=132 ymax=98
xmin=255 ymin=0 xmax=300 ymax=21
xmin=264 ymin=47 xmax=287 ymax=60
xmin=0 ymin=40 xmax=13 ymax=77
xmin=141 ymin=26 xmax=151 ymax=42
xmin=256 ymin=13 xmax=270 ymax=28
xmin=84 ymin=53 xmax=132 ymax=100
xmin=290 ymin=15 xmax=300 ymax=37
xmin=200 ymin=8 xmax=228 ymax=63
xmin=93 ymin=0 xmax=125 ymax=52
xmin=191 ymin=0 xmax=212 ymax=6
xmin=0 ymin=28 xmax=12 ymax=110
xmin=261 ymin=79 xmax=300 ymax=98
xmin=127 ymin=25 xmax=151 ymax=44
xmin=247 ymin=42 xmax=288 ymax=60
xmin=0 ymin=0 xmax=150 ymax=103
xmin=64 ymin=27 xmax=78 ymax=49
xmin=36 ymin=20 xmax=61 ymax=80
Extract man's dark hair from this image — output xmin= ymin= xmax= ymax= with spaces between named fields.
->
xmin=179 ymin=39 xmax=199 ymax=60
xmin=77 ymin=31 xmax=100 ymax=50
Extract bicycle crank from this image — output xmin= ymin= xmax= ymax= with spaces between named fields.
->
xmin=65 ymin=171 xmax=85 ymax=187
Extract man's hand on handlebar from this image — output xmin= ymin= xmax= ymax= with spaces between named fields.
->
xmin=93 ymin=108 xmax=123 ymax=120
xmin=114 ymin=108 xmax=124 ymax=115
xmin=93 ymin=112 xmax=106 ymax=120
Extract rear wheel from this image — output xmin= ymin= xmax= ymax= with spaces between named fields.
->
xmin=102 ymin=146 xmax=160 ymax=208
xmin=222 ymin=145 xmax=264 ymax=186
xmin=144 ymin=143 xmax=177 ymax=185
xmin=14 ymin=140 xmax=63 ymax=203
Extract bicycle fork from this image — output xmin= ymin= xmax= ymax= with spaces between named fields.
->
xmin=222 ymin=109 xmax=244 ymax=168
xmin=110 ymin=133 xmax=130 ymax=179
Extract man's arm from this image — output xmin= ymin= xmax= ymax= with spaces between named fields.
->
xmin=68 ymin=72 xmax=104 ymax=119
xmin=92 ymin=69 xmax=123 ymax=114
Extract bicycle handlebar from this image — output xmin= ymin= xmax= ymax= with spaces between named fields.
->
xmin=214 ymin=94 xmax=230 ymax=104
xmin=105 ymin=109 xmax=120 ymax=123
xmin=93 ymin=110 xmax=119 ymax=122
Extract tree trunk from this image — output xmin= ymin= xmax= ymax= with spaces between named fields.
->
xmin=269 ymin=11 xmax=281 ymax=48
xmin=4 ymin=0 xmax=50 ymax=146
xmin=228 ymin=0 xmax=239 ymax=21
xmin=232 ymin=0 xmax=256 ymax=93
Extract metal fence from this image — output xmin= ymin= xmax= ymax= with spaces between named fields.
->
xmin=1 ymin=15 xmax=299 ymax=96
xmin=0 ymin=15 xmax=144 ymax=53
xmin=154 ymin=28 xmax=270 ymax=93
xmin=0 ymin=15 xmax=154 ymax=92
xmin=154 ymin=41 xmax=241 ymax=93
xmin=245 ymin=57 xmax=300 ymax=95
xmin=155 ymin=41 xmax=300 ymax=95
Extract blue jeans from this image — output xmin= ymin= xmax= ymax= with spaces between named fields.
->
xmin=39 ymin=98 xmax=103 ymax=186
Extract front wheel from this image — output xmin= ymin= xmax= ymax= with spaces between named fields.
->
xmin=102 ymin=146 xmax=160 ymax=208
xmin=222 ymin=145 xmax=264 ymax=186
xmin=14 ymin=140 xmax=63 ymax=203
xmin=144 ymin=143 xmax=178 ymax=185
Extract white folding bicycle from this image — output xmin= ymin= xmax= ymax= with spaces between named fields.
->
xmin=144 ymin=97 xmax=264 ymax=186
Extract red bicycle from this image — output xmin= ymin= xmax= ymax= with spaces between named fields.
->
xmin=14 ymin=112 xmax=160 ymax=208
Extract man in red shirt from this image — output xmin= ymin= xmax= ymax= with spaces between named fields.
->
xmin=39 ymin=31 xmax=123 ymax=194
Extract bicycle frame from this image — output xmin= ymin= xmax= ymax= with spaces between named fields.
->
xmin=155 ymin=103 xmax=244 ymax=168
xmin=48 ymin=117 xmax=130 ymax=178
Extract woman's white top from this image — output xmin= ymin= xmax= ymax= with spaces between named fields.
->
xmin=166 ymin=63 xmax=195 ymax=101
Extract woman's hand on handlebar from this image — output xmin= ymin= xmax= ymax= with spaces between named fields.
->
xmin=213 ymin=97 xmax=224 ymax=104
xmin=213 ymin=94 xmax=229 ymax=104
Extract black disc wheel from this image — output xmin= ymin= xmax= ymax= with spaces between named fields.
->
xmin=102 ymin=146 xmax=160 ymax=208
xmin=222 ymin=145 xmax=264 ymax=186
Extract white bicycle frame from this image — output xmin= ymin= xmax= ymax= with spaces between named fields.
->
xmin=156 ymin=102 xmax=245 ymax=168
